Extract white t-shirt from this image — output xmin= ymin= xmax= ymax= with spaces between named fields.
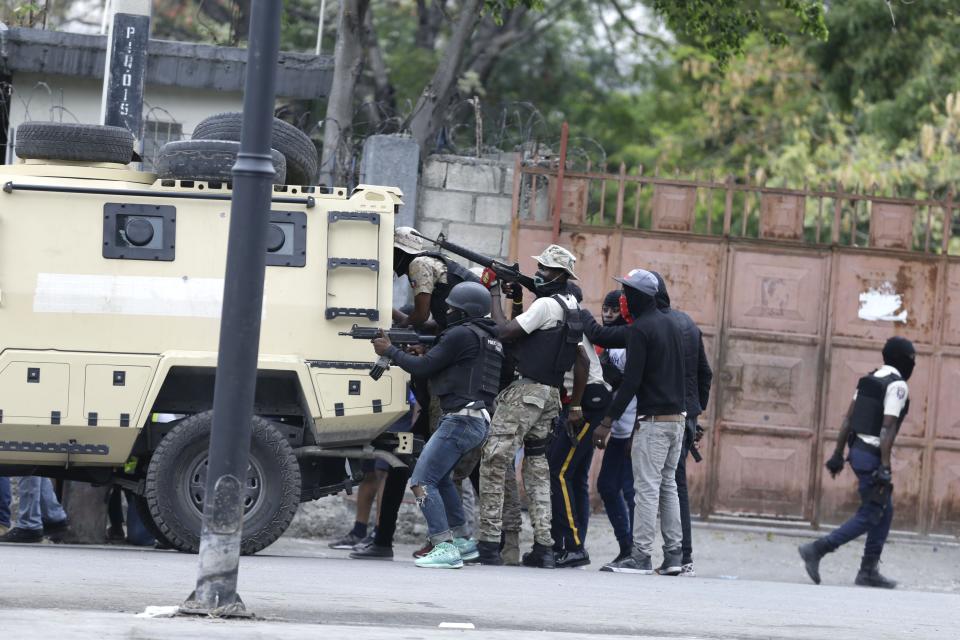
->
xmin=517 ymin=294 xmax=606 ymax=387
xmin=852 ymin=364 xmax=909 ymax=445
xmin=607 ymin=348 xmax=636 ymax=438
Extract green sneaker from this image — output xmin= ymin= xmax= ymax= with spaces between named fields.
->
xmin=453 ymin=537 xmax=479 ymax=562
xmin=414 ymin=541 xmax=463 ymax=569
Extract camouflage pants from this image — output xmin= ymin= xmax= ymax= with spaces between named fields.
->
xmin=479 ymin=381 xmax=559 ymax=546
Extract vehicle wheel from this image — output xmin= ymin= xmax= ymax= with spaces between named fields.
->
xmin=15 ymin=122 xmax=134 ymax=164
xmin=130 ymin=492 xmax=176 ymax=549
xmin=145 ymin=411 xmax=301 ymax=555
xmin=156 ymin=140 xmax=287 ymax=185
xmin=192 ymin=112 xmax=319 ymax=185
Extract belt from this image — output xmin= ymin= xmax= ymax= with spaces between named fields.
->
xmin=637 ymin=414 xmax=684 ymax=423
xmin=851 ymin=437 xmax=881 ymax=456
xmin=448 ymin=404 xmax=491 ymax=422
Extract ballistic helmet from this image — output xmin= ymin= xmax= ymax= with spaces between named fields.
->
xmin=445 ymin=281 xmax=492 ymax=319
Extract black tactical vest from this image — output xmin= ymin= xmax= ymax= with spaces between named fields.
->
xmin=513 ymin=295 xmax=583 ymax=388
xmin=430 ymin=321 xmax=504 ymax=412
xmin=849 ymin=371 xmax=910 ymax=438
xmin=419 ymin=252 xmax=480 ymax=329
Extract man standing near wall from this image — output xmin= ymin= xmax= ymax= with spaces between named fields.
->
xmin=587 ymin=269 xmax=686 ymax=575
xmin=651 ymin=272 xmax=712 ymax=577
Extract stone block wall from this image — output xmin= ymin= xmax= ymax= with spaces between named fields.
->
xmin=416 ymin=154 xmax=516 ymax=262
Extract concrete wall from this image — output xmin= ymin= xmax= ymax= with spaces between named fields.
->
xmin=416 ymin=154 xmax=516 ymax=263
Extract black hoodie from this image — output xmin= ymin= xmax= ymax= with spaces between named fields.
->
xmin=586 ymin=284 xmax=686 ymax=422
xmin=653 ymin=272 xmax=712 ymax=421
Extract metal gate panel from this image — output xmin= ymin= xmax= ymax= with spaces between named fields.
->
xmin=942 ymin=264 xmax=960 ymax=346
xmin=727 ymin=251 xmax=825 ymax=336
xmin=719 ymin=338 xmax=820 ymax=429
xmin=831 ymin=254 xmax=938 ymax=344
xmin=934 ymin=356 xmax=960 ymax=441
xmin=619 ymin=236 xmax=724 ymax=329
xmin=567 ymin=231 xmax=616 ymax=310
xmin=929 ymin=450 xmax=960 ymax=533
xmin=825 ymin=347 xmax=931 ymax=440
xmin=713 ymin=429 xmax=812 ymax=518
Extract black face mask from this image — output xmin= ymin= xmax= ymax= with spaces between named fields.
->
xmin=882 ymin=336 xmax=916 ymax=381
xmin=446 ymin=308 xmax=468 ymax=326
xmin=394 ymin=249 xmax=413 ymax=277
xmin=533 ymin=271 xmax=568 ymax=297
xmin=623 ymin=287 xmax=656 ymax=318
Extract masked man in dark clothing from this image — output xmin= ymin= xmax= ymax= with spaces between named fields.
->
xmin=651 ymin=272 xmax=712 ymax=577
xmin=798 ymin=336 xmax=915 ymax=589
xmin=372 ymin=281 xmax=504 ymax=569
xmin=583 ymin=268 xmax=687 ymax=575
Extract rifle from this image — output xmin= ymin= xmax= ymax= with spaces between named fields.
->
xmin=338 ymin=324 xmax=436 ymax=380
xmin=411 ymin=230 xmax=538 ymax=293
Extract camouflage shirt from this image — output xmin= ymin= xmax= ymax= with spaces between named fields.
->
xmin=407 ymin=255 xmax=447 ymax=296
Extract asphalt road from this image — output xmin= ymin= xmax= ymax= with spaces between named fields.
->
xmin=2 ymin=538 xmax=957 ymax=640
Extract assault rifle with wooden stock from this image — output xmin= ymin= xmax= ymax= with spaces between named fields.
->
xmin=411 ymin=230 xmax=538 ymax=293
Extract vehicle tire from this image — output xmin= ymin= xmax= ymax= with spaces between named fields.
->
xmin=145 ymin=411 xmax=301 ymax=555
xmin=156 ymin=140 xmax=287 ymax=185
xmin=192 ymin=112 xmax=319 ymax=185
xmin=130 ymin=492 xmax=176 ymax=549
xmin=15 ymin=121 xmax=134 ymax=164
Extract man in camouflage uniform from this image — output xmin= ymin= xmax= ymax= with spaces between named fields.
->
xmin=477 ymin=245 xmax=588 ymax=568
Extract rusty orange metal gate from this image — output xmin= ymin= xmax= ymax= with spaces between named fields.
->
xmin=509 ymin=157 xmax=960 ymax=536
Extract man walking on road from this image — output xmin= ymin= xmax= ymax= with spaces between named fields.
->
xmin=799 ymin=336 xmax=915 ymax=589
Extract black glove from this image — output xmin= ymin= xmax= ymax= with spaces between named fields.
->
xmin=825 ymin=451 xmax=844 ymax=478
xmin=873 ymin=465 xmax=892 ymax=485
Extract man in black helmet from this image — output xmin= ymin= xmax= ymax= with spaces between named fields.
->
xmin=372 ymin=281 xmax=504 ymax=569
xmin=799 ymin=336 xmax=916 ymax=589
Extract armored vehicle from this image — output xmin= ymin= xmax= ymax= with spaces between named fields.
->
xmin=0 ymin=121 xmax=410 ymax=554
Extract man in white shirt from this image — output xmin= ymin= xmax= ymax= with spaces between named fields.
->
xmin=477 ymin=245 xmax=589 ymax=568
xmin=799 ymin=336 xmax=915 ymax=589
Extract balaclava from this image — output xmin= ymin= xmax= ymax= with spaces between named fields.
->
xmin=882 ymin=336 xmax=916 ymax=380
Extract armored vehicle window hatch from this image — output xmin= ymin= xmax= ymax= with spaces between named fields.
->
xmin=265 ymin=210 xmax=307 ymax=268
xmin=103 ymin=203 xmax=177 ymax=261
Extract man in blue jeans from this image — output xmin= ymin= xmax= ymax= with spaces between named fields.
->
xmin=799 ymin=336 xmax=914 ymax=589
xmin=0 ymin=476 xmax=69 ymax=543
xmin=372 ymin=281 xmax=503 ymax=569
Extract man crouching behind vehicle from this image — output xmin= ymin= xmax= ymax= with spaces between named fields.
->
xmin=372 ymin=282 xmax=504 ymax=569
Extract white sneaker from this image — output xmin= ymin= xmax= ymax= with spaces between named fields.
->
xmin=679 ymin=562 xmax=696 ymax=577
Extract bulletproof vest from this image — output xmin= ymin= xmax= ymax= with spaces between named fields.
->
xmin=430 ymin=321 xmax=504 ymax=412
xmin=849 ymin=371 xmax=910 ymax=438
xmin=420 ymin=252 xmax=480 ymax=329
xmin=513 ymin=295 xmax=583 ymax=388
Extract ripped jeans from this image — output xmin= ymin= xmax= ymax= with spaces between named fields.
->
xmin=409 ymin=413 xmax=489 ymax=545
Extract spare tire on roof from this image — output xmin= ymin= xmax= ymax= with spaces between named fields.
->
xmin=192 ymin=112 xmax=319 ymax=186
xmin=156 ymin=140 xmax=287 ymax=185
xmin=15 ymin=122 xmax=134 ymax=164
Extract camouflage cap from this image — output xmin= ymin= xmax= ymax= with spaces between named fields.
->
xmin=394 ymin=226 xmax=424 ymax=254
xmin=532 ymin=244 xmax=578 ymax=279
xmin=613 ymin=268 xmax=658 ymax=296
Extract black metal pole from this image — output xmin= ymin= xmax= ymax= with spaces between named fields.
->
xmin=182 ymin=0 xmax=282 ymax=616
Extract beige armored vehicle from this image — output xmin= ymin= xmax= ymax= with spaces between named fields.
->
xmin=0 ymin=120 xmax=411 ymax=554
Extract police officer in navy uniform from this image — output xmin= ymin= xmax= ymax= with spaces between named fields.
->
xmin=799 ymin=336 xmax=916 ymax=589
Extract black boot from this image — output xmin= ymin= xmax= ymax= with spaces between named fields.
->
xmin=798 ymin=540 xmax=830 ymax=585
xmin=855 ymin=555 xmax=897 ymax=589
xmin=477 ymin=540 xmax=504 ymax=566
xmin=521 ymin=543 xmax=556 ymax=569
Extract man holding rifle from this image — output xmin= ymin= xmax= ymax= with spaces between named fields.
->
xmin=477 ymin=245 xmax=590 ymax=568
xmin=371 ymin=281 xmax=504 ymax=569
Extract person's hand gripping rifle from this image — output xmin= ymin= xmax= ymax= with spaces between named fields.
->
xmin=338 ymin=325 xmax=435 ymax=379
